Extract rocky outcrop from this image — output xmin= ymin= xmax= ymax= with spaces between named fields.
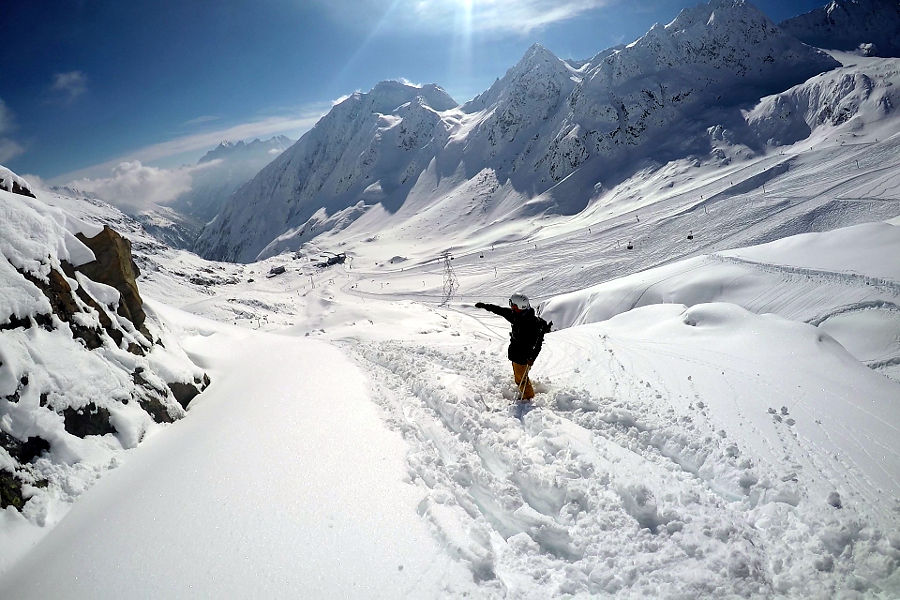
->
xmin=75 ymin=225 xmax=147 ymax=334
xmin=1 ymin=179 xmax=211 ymax=518
xmin=0 ymin=166 xmax=36 ymax=198
xmin=168 ymin=374 xmax=212 ymax=409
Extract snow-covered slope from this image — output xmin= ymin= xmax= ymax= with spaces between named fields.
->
xmin=779 ymin=0 xmax=900 ymax=57
xmin=1 ymin=2 xmax=899 ymax=596
xmin=744 ymin=51 xmax=899 ymax=147
xmin=195 ymin=0 xmax=840 ymax=263
xmin=194 ymin=82 xmax=458 ymax=262
xmin=3 ymin=211 xmax=898 ymax=597
xmin=541 ymin=221 xmax=900 ymax=379
xmin=0 ymin=177 xmax=213 ymax=573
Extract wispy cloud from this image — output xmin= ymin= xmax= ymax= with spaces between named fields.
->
xmin=55 ymin=105 xmax=326 ymax=213
xmin=184 ymin=114 xmax=221 ymax=126
xmin=319 ymin=0 xmax=612 ymax=34
xmin=67 ymin=160 xmax=215 ymax=214
xmin=54 ymin=106 xmax=326 ymax=184
xmin=50 ymin=71 xmax=88 ymax=103
xmin=0 ymin=98 xmax=24 ymax=163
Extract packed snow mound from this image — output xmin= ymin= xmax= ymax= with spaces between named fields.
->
xmin=0 ymin=186 xmax=208 ymax=573
xmin=721 ymin=220 xmax=900 ymax=280
xmin=779 ymin=0 xmax=900 ymax=57
xmin=542 ymin=221 xmax=899 ymax=326
xmin=540 ymin=221 xmax=900 ymax=379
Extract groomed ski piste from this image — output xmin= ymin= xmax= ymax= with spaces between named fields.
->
xmin=3 ymin=62 xmax=900 ymax=600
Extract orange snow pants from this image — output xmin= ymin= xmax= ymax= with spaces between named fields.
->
xmin=512 ymin=362 xmax=535 ymax=401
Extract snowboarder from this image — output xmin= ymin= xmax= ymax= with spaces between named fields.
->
xmin=475 ymin=293 xmax=552 ymax=403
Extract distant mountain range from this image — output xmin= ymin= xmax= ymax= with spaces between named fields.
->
xmin=172 ymin=135 xmax=293 ymax=223
xmin=192 ymin=0 xmax=892 ymax=263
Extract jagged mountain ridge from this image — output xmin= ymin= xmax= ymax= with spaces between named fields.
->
xmin=194 ymin=82 xmax=458 ymax=261
xmin=779 ymin=0 xmax=900 ymax=57
xmin=196 ymin=0 xmax=841 ymax=263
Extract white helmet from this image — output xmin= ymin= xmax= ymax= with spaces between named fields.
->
xmin=509 ymin=292 xmax=531 ymax=310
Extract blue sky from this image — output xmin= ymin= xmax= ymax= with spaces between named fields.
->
xmin=1 ymin=0 xmax=824 ymax=184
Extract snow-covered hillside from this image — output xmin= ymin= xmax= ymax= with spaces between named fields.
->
xmin=193 ymin=81 xmax=458 ymax=262
xmin=779 ymin=0 xmax=900 ymax=57
xmin=0 ymin=174 xmax=212 ymax=574
xmin=195 ymin=0 xmax=840 ymax=263
xmin=3 ymin=198 xmax=897 ymax=597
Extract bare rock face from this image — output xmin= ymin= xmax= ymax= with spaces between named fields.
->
xmin=75 ymin=225 xmax=148 ymax=334
xmin=168 ymin=374 xmax=212 ymax=409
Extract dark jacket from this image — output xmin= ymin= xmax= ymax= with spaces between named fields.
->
xmin=477 ymin=303 xmax=552 ymax=364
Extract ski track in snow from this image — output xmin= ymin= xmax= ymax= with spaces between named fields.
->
xmin=710 ymin=254 xmax=900 ymax=296
xmin=345 ymin=323 xmax=898 ymax=598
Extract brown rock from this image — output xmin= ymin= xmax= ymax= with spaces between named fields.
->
xmin=0 ymin=469 xmax=25 ymax=510
xmin=75 ymin=226 xmax=147 ymax=333
xmin=61 ymin=403 xmax=116 ymax=438
xmin=168 ymin=381 xmax=202 ymax=409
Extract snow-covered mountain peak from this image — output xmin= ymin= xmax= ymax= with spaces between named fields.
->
xmin=779 ymin=0 xmax=900 ymax=57
xmin=604 ymin=0 xmax=834 ymax=86
xmin=352 ymin=80 xmax=457 ymax=115
xmin=520 ymin=42 xmax=561 ymax=67
xmin=465 ymin=43 xmax=575 ymax=113
xmin=196 ymin=0 xmax=849 ymax=263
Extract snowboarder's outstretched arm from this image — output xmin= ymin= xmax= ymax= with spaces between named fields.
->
xmin=475 ymin=302 xmax=515 ymax=322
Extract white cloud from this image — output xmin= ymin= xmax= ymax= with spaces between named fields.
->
xmin=319 ymin=0 xmax=611 ymax=34
xmin=67 ymin=160 xmax=210 ymax=214
xmin=51 ymin=71 xmax=88 ymax=103
xmin=0 ymin=138 xmax=25 ymax=163
xmin=20 ymin=173 xmax=48 ymax=191
xmin=331 ymin=93 xmax=356 ymax=106
xmin=53 ymin=107 xmax=325 ymax=184
xmin=0 ymin=98 xmax=24 ymax=163
xmin=184 ymin=115 xmax=221 ymax=126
